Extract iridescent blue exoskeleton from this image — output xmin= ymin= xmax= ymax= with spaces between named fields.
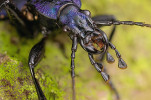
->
xmin=1 ymin=0 xmax=151 ymax=100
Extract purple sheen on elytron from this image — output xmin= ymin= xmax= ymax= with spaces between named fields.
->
xmin=31 ymin=0 xmax=81 ymax=19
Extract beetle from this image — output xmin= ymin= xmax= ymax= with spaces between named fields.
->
xmin=1 ymin=0 xmax=151 ymax=100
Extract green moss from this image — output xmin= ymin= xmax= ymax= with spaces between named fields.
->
xmin=0 ymin=23 xmax=64 ymax=100
xmin=0 ymin=54 xmax=35 ymax=100
xmin=0 ymin=53 xmax=63 ymax=100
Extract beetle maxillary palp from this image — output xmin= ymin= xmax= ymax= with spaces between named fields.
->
xmin=106 ymin=51 xmax=115 ymax=64
xmin=88 ymin=54 xmax=110 ymax=83
xmin=109 ymin=42 xmax=127 ymax=69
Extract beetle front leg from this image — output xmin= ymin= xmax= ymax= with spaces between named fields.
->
xmin=28 ymin=37 xmax=47 ymax=100
xmin=71 ymin=36 xmax=78 ymax=100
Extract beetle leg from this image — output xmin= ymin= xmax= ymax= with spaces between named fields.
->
xmin=71 ymin=36 xmax=78 ymax=100
xmin=28 ymin=37 xmax=47 ymax=100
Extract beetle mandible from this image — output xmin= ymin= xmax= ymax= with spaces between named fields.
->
xmin=1 ymin=0 xmax=151 ymax=100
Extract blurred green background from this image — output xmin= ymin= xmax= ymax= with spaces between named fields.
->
xmin=0 ymin=0 xmax=151 ymax=100
xmin=81 ymin=0 xmax=151 ymax=100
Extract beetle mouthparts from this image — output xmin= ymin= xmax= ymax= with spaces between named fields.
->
xmin=91 ymin=35 xmax=105 ymax=51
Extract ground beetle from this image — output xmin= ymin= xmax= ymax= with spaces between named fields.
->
xmin=0 ymin=0 xmax=151 ymax=100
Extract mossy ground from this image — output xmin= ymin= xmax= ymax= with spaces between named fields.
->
xmin=0 ymin=0 xmax=151 ymax=100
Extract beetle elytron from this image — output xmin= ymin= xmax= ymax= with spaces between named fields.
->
xmin=1 ymin=0 xmax=151 ymax=100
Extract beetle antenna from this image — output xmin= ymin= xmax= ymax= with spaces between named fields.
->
xmin=95 ymin=20 xmax=151 ymax=28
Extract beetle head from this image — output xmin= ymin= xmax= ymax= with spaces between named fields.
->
xmin=61 ymin=6 xmax=127 ymax=68
xmin=61 ymin=8 xmax=109 ymax=54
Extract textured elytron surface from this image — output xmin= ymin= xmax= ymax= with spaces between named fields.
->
xmin=30 ymin=0 xmax=81 ymax=19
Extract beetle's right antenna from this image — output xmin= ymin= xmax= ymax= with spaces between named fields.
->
xmin=94 ymin=20 xmax=151 ymax=28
